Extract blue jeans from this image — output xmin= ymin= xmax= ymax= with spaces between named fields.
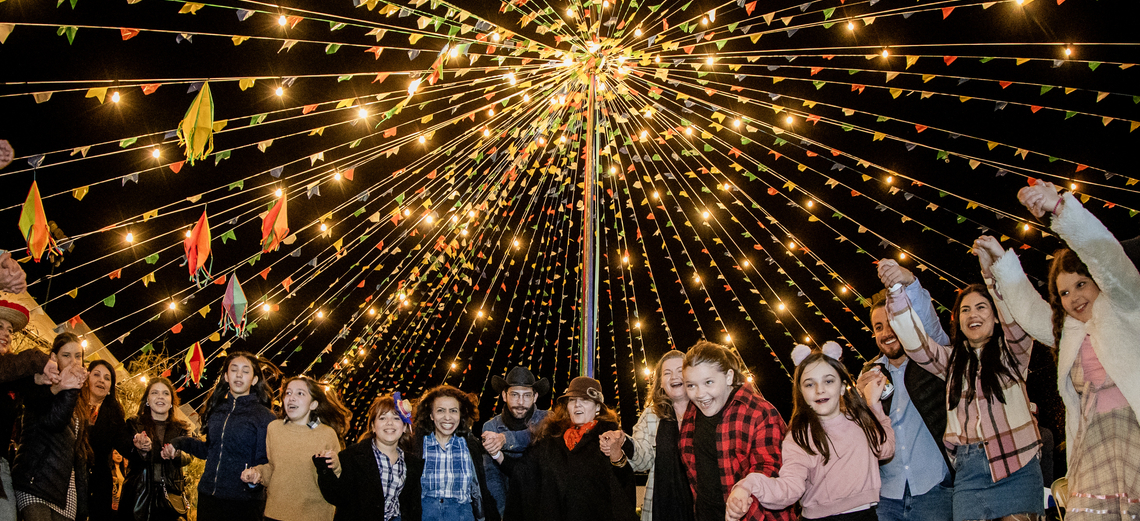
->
xmin=422 ymin=497 xmax=475 ymax=521
xmin=878 ymin=480 xmax=953 ymax=521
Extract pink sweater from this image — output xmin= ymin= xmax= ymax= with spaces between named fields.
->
xmin=733 ymin=410 xmax=894 ymax=518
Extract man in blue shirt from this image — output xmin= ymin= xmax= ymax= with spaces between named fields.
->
xmin=858 ymin=259 xmax=954 ymax=521
xmin=480 ymin=366 xmax=550 ymax=517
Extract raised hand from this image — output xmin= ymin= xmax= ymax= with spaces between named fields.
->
xmin=725 ymin=486 xmax=753 ymax=521
xmin=0 ymin=251 xmax=27 ymax=295
xmin=877 ymin=259 xmax=915 ymax=290
xmin=972 ymin=235 xmax=1004 ymax=272
xmin=860 ymin=371 xmax=887 ymax=412
xmin=1018 ymin=181 xmax=1062 ymax=218
xmin=0 ymin=140 xmax=12 ymax=171
xmin=40 ymin=359 xmax=61 ymax=386
xmin=134 ymin=432 xmax=153 ymax=452
xmin=57 ymin=364 xmax=87 ymax=391
xmin=160 ymin=443 xmax=178 ymax=460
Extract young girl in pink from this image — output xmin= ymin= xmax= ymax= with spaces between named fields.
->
xmin=726 ymin=342 xmax=894 ymax=521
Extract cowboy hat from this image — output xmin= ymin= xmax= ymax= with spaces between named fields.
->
xmin=491 ymin=366 xmax=552 ymax=396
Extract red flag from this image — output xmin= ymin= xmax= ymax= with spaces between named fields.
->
xmin=185 ymin=342 xmax=205 ymax=386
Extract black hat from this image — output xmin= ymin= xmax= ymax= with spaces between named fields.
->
xmin=491 ymin=366 xmax=552 ymax=396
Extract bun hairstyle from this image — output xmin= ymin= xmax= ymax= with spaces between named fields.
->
xmin=788 ymin=346 xmax=887 ymax=465
xmin=682 ymin=340 xmax=755 ymax=394
xmin=280 ymin=376 xmax=352 ymax=441
xmin=199 ymin=351 xmax=277 ymax=430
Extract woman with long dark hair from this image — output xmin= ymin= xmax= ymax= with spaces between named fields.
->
xmin=118 ymin=376 xmax=193 ymax=521
xmin=11 ymin=332 xmax=91 ymax=521
xmin=85 ymin=359 xmax=126 ymax=520
xmin=170 ymin=351 xmax=276 ymax=521
xmin=316 ymin=394 xmax=422 ymax=521
xmin=884 ymin=255 xmax=1044 ymax=521
xmin=493 ymin=376 xmax=637 ymax=521
xmin=412 ymin=385 xmax=498 ymax=521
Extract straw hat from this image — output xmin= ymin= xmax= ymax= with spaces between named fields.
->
xmin=0 ymin=300 xmax=30 ymax=332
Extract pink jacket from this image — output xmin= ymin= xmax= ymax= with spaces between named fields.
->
xmin=733 ymin=410 xmax=894 ymax=518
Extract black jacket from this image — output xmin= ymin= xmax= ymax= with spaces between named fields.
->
xmin=316 ymin=439 xmax=423 ymax=521
xmin=12 ymin=386 xmax=87 ymax=519
xmin=652 ymin=418 xmax=694 ymax=521
xmin=500 ymin=419 xmax=637 ymax=521
xmin=0 ymin=349 xmax=50 ymax=499
xmin=883 ymin=361 xmax=954 ymax=477
xmin=88 ymin=399 xmax=126 ymax=521
xmin=170 ymin=393 xmax=275 ymax=502
xmin=414 ymin=432 xmax=500 ymax=521
xmin=117 ymin=416 xmax=193 ymax=521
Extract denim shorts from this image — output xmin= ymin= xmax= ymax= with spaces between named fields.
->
xmin=951 ymin=443 xmax=1044 ymax=521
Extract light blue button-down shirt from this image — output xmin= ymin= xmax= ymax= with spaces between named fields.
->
xmin=877 ymin=278 xmax=950 ymax=499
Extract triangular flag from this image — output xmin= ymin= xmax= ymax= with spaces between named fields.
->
xmin=261 ymin=196 xmax=289 ymax=252
xmin=176 ymin=82 xmax=214 ymax=165
xmin=17 ymin=181 xmax=60 ymax=262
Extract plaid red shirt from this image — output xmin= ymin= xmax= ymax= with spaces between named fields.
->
xmin=680 ymin=386 xmax=795 ymax=521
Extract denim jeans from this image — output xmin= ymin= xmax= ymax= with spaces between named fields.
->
xmin=422 ymin=497 xmax=474 ymax=521
xmin=877 ymin=479 xmax=953 ymax=521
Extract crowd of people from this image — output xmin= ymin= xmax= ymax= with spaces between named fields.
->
xmin=0 ymin=183 xmax=1134 ymax=521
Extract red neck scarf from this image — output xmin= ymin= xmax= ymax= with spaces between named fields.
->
xmin=563 ymin=420 xmax=597 ymax=450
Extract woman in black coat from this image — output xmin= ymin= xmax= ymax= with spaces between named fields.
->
xmin=11 ymin=333 xmax=91 ymax=521
xmin=492 ymin=377 xmax=637 ymax=521
xmin=118 ymin=377 xmax=192 ymax=521
xmin=316 ymin=395 xmax=422 ymax=521
xmin=86 ymin=360 xmax=126 ymax=521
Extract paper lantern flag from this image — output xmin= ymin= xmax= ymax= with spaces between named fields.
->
xmin=261 ymin=195 xmax=289 ymax=253
xmin=17 ymin=181 xmax=60 ymax=262
xmin=183 ymin=210 xmax=212 ymax=287
xmin=185 ymin=341 xmax=205 ymax=386
xmin=220 ymin=275 xmax=248 ymax=338
xmin=176 ymin=81 xmax=214 ymax=165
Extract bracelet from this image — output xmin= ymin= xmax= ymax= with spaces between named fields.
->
xmin=611 ymin=453 xmax=628 ymax=467
xmin=1052 ymin=197 xmax=1063 ymax=216
xmin=490 ymin=451 xmax=502 ymax=460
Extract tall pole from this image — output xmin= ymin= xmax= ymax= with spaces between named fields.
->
xmin=580 ymin=72 xmax=599 ymax=378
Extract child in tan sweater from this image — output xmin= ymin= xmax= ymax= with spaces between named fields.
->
xmin=241 ymin=376 xmax=352 ymax=521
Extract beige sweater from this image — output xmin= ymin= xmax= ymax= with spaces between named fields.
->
xmin=254 ymin=419 xmax=341 ymax=521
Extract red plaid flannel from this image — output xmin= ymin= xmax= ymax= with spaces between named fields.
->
xmin=680 ymin=386 xmax=795 ymax=521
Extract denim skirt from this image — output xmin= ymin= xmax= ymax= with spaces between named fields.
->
xmin=951 ymin=442 xmax=1044 ymax=521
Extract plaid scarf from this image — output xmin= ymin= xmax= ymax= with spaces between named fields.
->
xmin=679 ymin=386 xmax=794 ymax=521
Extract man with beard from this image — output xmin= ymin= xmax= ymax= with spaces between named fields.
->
xmin=856 ymin=259 xmax=954 ymax=521
xmin=480 ymin=367 xmax=551 ymax=517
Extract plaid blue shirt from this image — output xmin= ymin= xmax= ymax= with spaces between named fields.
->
xmin=374 ymin=444 xmax=407 ymax=521
xmin=421 ymin=433 xmax=475 ymax=502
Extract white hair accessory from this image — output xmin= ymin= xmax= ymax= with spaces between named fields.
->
xmin=821 ymin=341 xmax=843 ymax=361
xmin=791 ymin=344 xmax=813 ymax=366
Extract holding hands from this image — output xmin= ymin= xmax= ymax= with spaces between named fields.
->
xmin=877 ymin=259 xmax=914 ymax=290
xmin=316 ymin=449 xmax=339 ymax=471
xmin=725 ymin=486 xmax=753 ymax=521
xmin=52 ymin=363 xmax=87 ymax=394
xmin=240 ymin=467 xmax=261 ymax=484
xmin=134 ymin=432 xmax=153 ymax=452
xmin=859 ymin=369 xmax=888 ymax=412
xmin=482 ymin=431 xmax=505 ymax=458
xmin=598 ymin=430 xmax=625 ymax=463
xmin=1017 ymin=181 xmax=1063 ymax=219
xmin=160 ymin=443 xmax=179 ymax=460
xmin=0 ymin=251 xmax=28 ymax=295
xmin=972 ymin=235 xmax=1005 ymax=272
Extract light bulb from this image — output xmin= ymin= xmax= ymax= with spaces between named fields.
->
xmin=369 ymin=308 xmax=376 ymax=315
xmin=640 ymin=130 xmax=648 ymax=139
xmin=126 ymin=232 xmax=134 ymax=243
xmin=841 ymin=286 xmax=848 ymax=293
xmin=168 ymin=302 xmax=177 ymax=310
xmin=610 ymin=166 xmax=617 ymax=174
xmin=724 ymin=334 xmax=731 ymax=342
xmin=451 ymin=215 xmax=458 ymax=222
xmin=469 ymin=210 xmax=477 ymax=217
xmin=706 ymin=56 xmax=714 ymax=64
xmin=418 ymin=135 xmax=427 ymax=144
xmin=461 ymin=229 xmax=468 ymax=236
xmin=477 ymin=310 xmax=484 ymax=317
xmin=789 ymin=241 xmax=796 ymax=249
xmin=334 ymin=171 xmax=342 ymax=180
xmin=642 ymin=367 xmax=651 ymax=376
xmin=701 ymin=17 xmax=708 ymax=24
xmin=654 ymin=56 xmax=661 ymax=63
xmin=111 ymin=91 xmax=120 ymax=103
xmin=320 ymin=223 xmax=328 ymax=231
xmin=275 ymin=188 xmax=283 ymax=197
xmin=778 ymin=303 xmax=786 ymax=311
xmin=886 ymin=176 xmax=894 ymax=183
xmin=483 ymin=128 xmax=490 ymax=137
xmin=491 ymin=33 xmax=500 ymax=42
xmin=488 ymin=108 xmax=494 ymax=117
xmin=1023 ymin=223 xmax=1030 ymax=231
xmin=804 ymin=336 xmax=811 ymax=343
xmin=513 ymin=239 xmax=520 ymax=247
xmin=317 ymin=311 xmax=324 ymax=318
xmin=262 ymin=303 xmax=271 ymax=312
xmin=450 ymin=47 xmax=459 ymax=58
xmin=276 ymin=86 xmax=284 ymax=96
xmin=652 ymin=191 xmax=659 ymax=199
xmin=81 ymin=340 xmax=89 ymax=348
xmin=734 ymin=118 xmax=741 ymax=127
xmin=806 ymin=200 xmax=813 ymax=207
xmin=634 ymin=28 xmax=642 ymax=36
xmin=185 ymin=230 xmax=192 ymax=238
xmin=451 ymin=362 xmax=457 ymax=369
xmin=702 ymin=211 xmax=710 ymax=219
xmin=786 ymin=116 xmax=794 ymax=124
xmin=622 ymin=256 xmax=629 ymax=263
xmin=566 ymin=8 xmax=574 ymax=16
xmin=278 ymin=15 xmax=287 ymax=26
xmin=508 ymin=73 xmax=516 ymax=85
xmin=847 ymin=21 xmax=855 ymax=30
xmin=685 ymin=127 xmax=692 ymax=135
xmin=425 ymin=215 xmax=434 ymax=224
xmin=538 ymin=137 xmax=546 ymax=145
xmin=408 ymin=78 xmax=421 ymax=96
xmin=881 ymin=49 xmax=890 ymax=58
xmin=1070 ymin=183 xmax=1077 ymax=190
xmin=523 ymin=94 xmax=530 ymax=102
xmin=358 ymin=108 xmax=368 ymax=118
xmin=151 ymin=149 xmax=161 ymax=158
xmin=634 ymin=321 xmax=641 ymax=328
xmin=899 ymin=252 xmax=907 ymax=260
xmin=404 ymin=209 xmax=411 ymax=216
xmin=1064 ymin=47 xmax=1072 ymax=57
xmin=742 ymin=260 xmax=750 ymax=267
